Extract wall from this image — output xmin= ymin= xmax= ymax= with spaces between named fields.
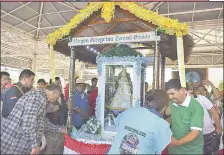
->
xmin=208 ymin=68 xmax=223 ymax=88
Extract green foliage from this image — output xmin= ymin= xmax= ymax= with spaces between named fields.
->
xmin=100 ymin=44 xmax=143 ymax=57
xmin=157 ymin=27 xmax=165 ymax=36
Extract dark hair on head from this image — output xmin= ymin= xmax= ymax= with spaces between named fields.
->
xmin=37 ymin=79 xmax=46 ymax=84
xmin=45 ymin=83 xmax=61 ymax=93
xmin=144 ymin=89 xmax=169 ymax=111
xmin=19 ymin=69 xmax=35 ymax=81
xmin=197 ymin=85 xmax=208 ymax=92
xmin=49 ymin=79 xmax=52 ymax=84
xmin=55 ymin=77 xmax=60 ymax=81
xmin=92 ymin=77 xmax=98 ymax=82
xmin=0 ymin=71 xmax=10 ymax=78
xmin=165 ymin=79 xmax=182 ymax=91
xmin=145 ymin=82 xmax=148 ymax=86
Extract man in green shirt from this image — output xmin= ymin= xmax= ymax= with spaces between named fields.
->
xmin=165 ymin=79 xmax=204 ymax=154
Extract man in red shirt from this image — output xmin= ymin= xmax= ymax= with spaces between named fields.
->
xmin=88 ymin=87 xmax=98 ymax=116
xmin=64 ymin=76 xmax=79 ymax=102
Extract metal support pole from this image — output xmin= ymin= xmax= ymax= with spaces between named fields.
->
xmin=153 ymin=29 xmax=160 ymax=89
xmin=32 ymin=43 xmax=37 ymax=74
xmin=160 ymin=56 xmax=166 ymax=90
xmin=32 ymin=54 xmax=37 ymax=74
xmin=68 ymin=45 xmax=76 ymax=135
xmin=80 ymin=63 xmax=85 ymax=79
xmin=157 ymin=50 xmax=160 ymax=89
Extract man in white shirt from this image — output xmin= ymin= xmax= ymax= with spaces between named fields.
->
xmin=187 ymin=87 xmax=222 ymax=154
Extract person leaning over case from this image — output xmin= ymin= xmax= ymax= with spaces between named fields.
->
xmin=1 ymin=84 xmax=67 ymax=154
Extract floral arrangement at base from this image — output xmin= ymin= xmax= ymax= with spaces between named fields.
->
xmin=79 ymin=117 xmax=101 ymax=134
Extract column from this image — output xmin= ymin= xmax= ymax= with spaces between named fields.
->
xmin=160 ymin=56 xmax=166 ymax=90
xmin=68 ymin=46 xmax=76 ymax=134
xmin=153 ymin=42 xmax=160 ymax=89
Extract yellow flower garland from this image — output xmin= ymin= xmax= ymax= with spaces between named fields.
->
xmin=46 ymin=2 xmax=189 ymax=46
xmin=101 ymin=2 xmax=115 ymax=23
xmin=46 ymin=3 xmax=103 ymax=45
xmin=118 ymin=2 xmax=188 ymax=37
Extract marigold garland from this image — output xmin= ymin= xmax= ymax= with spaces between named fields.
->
xmin=46 ymin=2 xmax=189 ymax=46
xmin=118 ymin=2 xmax=188 ymax=37
xmin=101 ymin=2 xmax=115 ymax=23
xmin=46 ymin=3 xmax=103 ymax=45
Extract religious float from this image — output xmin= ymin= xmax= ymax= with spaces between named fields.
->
xmin=45 ymin=2 xmax=194 ymax=154
xmin=64 ymin=44 xmax=149 ymax=154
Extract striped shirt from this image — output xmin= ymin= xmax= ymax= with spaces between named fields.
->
xmin=1 ymin=89 xmax=61 ymax=154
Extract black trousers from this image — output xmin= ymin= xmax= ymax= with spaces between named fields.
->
xmin=203 ymin=131 xmax=221 ymax=155
xmin=41 ymin=131 xmax=64 ymax=154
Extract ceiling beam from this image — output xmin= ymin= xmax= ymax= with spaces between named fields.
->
xmin=49 ymin=2 xmax=67 ymax=24
xmin=195 ymin=29 xmax=213 ymax=44
xmin=1 ymin=10 xmax=37 ymax=29
xmin=214 ymin=56 xmax=223 ymax=65
xmin=192 ymin=2 xmax=196 ymax=22
xmin=70 ymin=12 xmax=101 ymax=37
xmin=1 ymin=55 xmax=32 ymax=62
xmin=192 ymin=32 xmax=223 ymax=50
xmin=161 ymin=7 xmax=223 ymax=16
xmin=38 ymin=18 xmax=224 ymax=31
xmin=1 ymin=61 xmax=32 ymax=70
xmin=90 ymin=17 xmax=138 ymax=25
xmin=24 ymin=4 xmax=56 ymax=33
xmin=193 ymin=31 xmax=223 ymax=38
xmin=1 ymin=22 xmax=35 ymax=39
xmin=151 ymin=2 xmax=164 ymax=11
xmin=1 ymin=2 xmax=31 ymax=18
xmin=100 ymin=24 xmax=118 ymax=36
xmin=36 ymin=2 xmax=44 ymax=39
xmin=194 ymin=43 xmax=223 ymax=47
xmin=172 ymin=64 xmax=223 ymax=68
xmin=167 ymin=2 xmax=170 ymax=18
xmin=118 ymin=8 xmax=156 ymax=30
xmin=13 ymin=9 xmax=74 ymax=29
xmin=217 ymin=4 xmax=223 ymax=19
xmin=13 ymin=15 xmax=38 ymax=28
xmin=107 ymin=30 xmax=147 ymax=36
xmin=58 ymin=2 xmax=79 ymax=11
xmin=191 ymin=53 xmax=223 ymax=56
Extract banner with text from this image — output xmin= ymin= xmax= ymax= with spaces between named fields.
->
xmin=69 ymin=31 xmax=160 ymax=46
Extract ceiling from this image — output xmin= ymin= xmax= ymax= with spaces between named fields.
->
xmin=1 ymin=2 xmax=223 ymax=78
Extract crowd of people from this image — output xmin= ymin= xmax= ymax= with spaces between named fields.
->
xmin=1 ymin=69 xmax=223 ymax=155
xmin=0 ymin=69 xmax=98 ymax=154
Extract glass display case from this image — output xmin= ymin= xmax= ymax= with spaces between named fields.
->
xmin=104 ymin=65 xmax=133 ymax=132
xmin=95 ymin=45 xmax=148 ymax=135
